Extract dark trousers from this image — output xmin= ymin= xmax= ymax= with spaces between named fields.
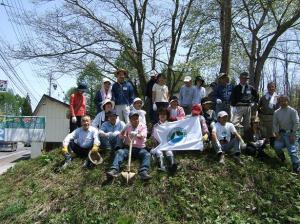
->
xmin=68 ymin=141 xmax=91 ymax=158
xmin=69 ymin=116 xmax=82 ymax=133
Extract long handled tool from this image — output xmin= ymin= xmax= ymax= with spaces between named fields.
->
xmin=121 ymin=134 xmax=136 ymax=183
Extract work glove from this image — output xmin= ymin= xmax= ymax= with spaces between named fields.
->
xmin=91 ymin=145 xmax=99 ymax=153
xmin=62 ymin=146 xmax=68 ymax=154
xmin=130 ymin=131 xmax=138 ymax=138
xmin=216 ymin=99 xmax=222 ymax=104
xmin=202 ymin=133 xmax=209 ymax=142
xmin=250 ymin=103 xmax=255 ymax=107
xmin=153 ymin=103 xmax=157 ymax=111
xmin=71 ymin=116 xmax=77 ymax=123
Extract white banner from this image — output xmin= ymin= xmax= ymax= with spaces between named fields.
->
xmin=0 ymin=80 xmax=8 ymax=92
xmin=153 ymin=116 xmax=203 ymax=151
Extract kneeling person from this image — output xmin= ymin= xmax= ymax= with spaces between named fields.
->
xmin=99 ymin=110 xmax=125 ymax=151
xmin=211 ymin=111 xmax=245 ymax=165
xmin=62 ymin=115 xmax=100 ymax=169
xmin=107 ymin=111 xmax=151 ymax=180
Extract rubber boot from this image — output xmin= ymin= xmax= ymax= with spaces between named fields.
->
xmin=157 ymin=156 xmax=166 ymax=172
xmin=166 ymin=156 xmax=177 ymax=174
xmin=61 ymin=153 xmax=72 ymax=170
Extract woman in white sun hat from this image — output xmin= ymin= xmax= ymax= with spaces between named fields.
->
xmin=94 ymin=77 xmax=112 ymax=113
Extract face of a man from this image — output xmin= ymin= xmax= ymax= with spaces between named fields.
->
xmin=108 ymin=115 xmax=117 ymax=125
xmin=279 ymin=97 xmax=289 ymax=108
xmin=219 ymin=76 xmax=229 ymax=85
xmin=239 ymin=76 xmax=249 ymax=85
xmin=117 ymin=71 xmax=126 ymax=83
xmin=219 ymin=116 xmax=228 ymax=125
xmin=130 ymin=115 xmax=139 ymax=128
xmin=81 ymin=117 xmax=91 ymax=130
xmin=185 ymin=81 xmax=192 ymax=87
xmin=267 ymin=83 xmax=276 ymax=95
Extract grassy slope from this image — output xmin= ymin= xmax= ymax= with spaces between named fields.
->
xmin=0 ymin=148 xmax=299 ymax=224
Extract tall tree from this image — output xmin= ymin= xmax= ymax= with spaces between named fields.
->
xmin=232 ymin=0 xmax=300 ymax=89
xmin=21 ymin=93 xmax=33 ymax=116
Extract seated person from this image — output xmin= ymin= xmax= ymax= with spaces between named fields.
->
xmin=167 ymin=96 xmax=185 ymax=122
xmin=189 ymin=104 xmax=209 ymax=141
xmin=92 ymin=99 xmax=115 ymax=129
xmin=201 ymin=97 xmax=217 ymax=132
xmin=106 ymin=111 xmax=152 ymax=180
xmin=99 ymin=110 xmax=125 ymax=151
xmin=61 ymin=115 xmax=100 ymax=169
xmin=130 ymin=97 xmax=146 ymax=124
xmin=151 ymin=108 xmax=177 ymax=173
xmin=211 ymin=111 xmax=245 ymax=165
xmin=243 ymin=116 xmax=267 ymax=158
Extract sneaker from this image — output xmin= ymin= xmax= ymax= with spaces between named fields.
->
xmin=106 ymin=169 xmax=119 ymax=178
xmin=233 ymin=155 xmax=244 ymax=166
xmin=139 ymin=171 xmax=152 ymax=181
xmin=61 ymin=158 xmax=72 ymax=170
xmin=82 ymin=160 xmax=94 ymax=169
xmin=218 ymin=153 xmax=225 ymax=165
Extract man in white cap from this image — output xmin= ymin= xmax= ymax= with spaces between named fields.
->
xmin=211 ymin=111 xmax=245 ymax=165
xmin=179 ymin=75 xmax=196 ymax=114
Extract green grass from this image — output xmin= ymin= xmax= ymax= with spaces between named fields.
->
xmin=0 ymin=148 xmax=299 ymax=224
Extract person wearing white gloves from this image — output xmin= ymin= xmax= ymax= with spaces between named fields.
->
xmin=152 ymin=73 xmax=169 ymax=123
xmin=69 ymin=82 xmax=87 ymax=132
xmin=130 ymin=97 xmax=147 ymax=124
xmin=106 ymin=111 xmax=151 ymax=181
xmin=211 ymin=111 xmax=245 ymax=165
xmin=98 ymin=109 xmax=125 ymax=151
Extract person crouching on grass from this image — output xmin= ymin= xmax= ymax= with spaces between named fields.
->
xmin=211 ymin=111 xmax=245 ymax=165
xmin=151 ymin=108 xmax=177 ymax=174
xmin=61 ymin=115 xmax=100 ymax=169
xmin=106 ymin=111 xmax=152 ymax=181
xmin=190 ymin=104 xmax=209 ymax=142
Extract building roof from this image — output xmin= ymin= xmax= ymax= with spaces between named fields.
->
xmin=33 ymin=94 xmax=69 ymax=115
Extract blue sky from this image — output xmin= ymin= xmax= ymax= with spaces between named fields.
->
xmin=0 ymin=0 xmax=76 ymax=109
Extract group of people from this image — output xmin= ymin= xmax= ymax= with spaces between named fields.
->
xmin=63 ymin=68 xmax=300 ymax=181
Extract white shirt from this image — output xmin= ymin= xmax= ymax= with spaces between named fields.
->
xmin=63 ymin=126 xmax=100 ymax=148
xmin=152 ymin=83 xmax=169 ymax=102
xmin=212 ymin=122 xmax=237 ymax=142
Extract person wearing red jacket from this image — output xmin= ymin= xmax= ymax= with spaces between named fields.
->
xmin=69 ymin=82 xmax=87 ymax=132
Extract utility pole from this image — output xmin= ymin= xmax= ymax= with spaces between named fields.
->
xmin=49 ymin=74 xmax=53 ymax=96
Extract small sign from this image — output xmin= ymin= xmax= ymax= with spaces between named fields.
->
xmin=0 ymin=80 xmax=8 ymax=92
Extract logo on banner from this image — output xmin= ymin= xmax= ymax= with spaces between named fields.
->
xmin=167 ymin=127 xmax=187 ymax=145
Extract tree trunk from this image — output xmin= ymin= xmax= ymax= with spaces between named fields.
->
xmin=219 ymin=0 xmax=232 ymax=75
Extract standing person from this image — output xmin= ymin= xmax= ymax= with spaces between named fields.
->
xmin=111 ymin=68 xmax=135 ymax=123
xmin=145 ymin=70 xmax=157 ymax=122
xmin=69 ymin=82 xmax=87 ymax=133
xmin=179 ymin=75 xmax=196 ymax=115
xmin=213 ymin=73 xmax=234 ymax=116
xmin=167 ymin=96 xmax=185 ymax=122
xmin=92 ymin=99 xmax=115 ymax=129
xmin=193 ymin=76 xmax=206 ymax=104
xmin=61 ymin=115 xmax=100 ymax=169
xmin=230 ymin=72 xmax=259 ymax=130
xmin=273 ymin=95 xmax=300 ymax=174
xmin=152 ymin=73 xmax=169 ymax=123
xmin=211 ymin=111 xmax=245 ymax=165
xmin=257 ymin=82 xmax=279 ymax=146
xmin=106 ymin=111 xmax=152 ymax=180
xmin=94 ymin=77 xmax=112 ymax=114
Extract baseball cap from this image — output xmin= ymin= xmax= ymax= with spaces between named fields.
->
xmin=183 ymin=76 xmax=192 ymax=82
xmin=107 ymin=109 xmax=118 ymax=117
xmin=217 ymin=111 xmax=228 ymax=118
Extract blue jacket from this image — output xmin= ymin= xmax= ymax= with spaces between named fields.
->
xmin=111 ymin=81 xmax=135 ymax=105
xmin=212 ymin=83 xmax=234 ymax=103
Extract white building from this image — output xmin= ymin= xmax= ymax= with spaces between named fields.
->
xmin=33 ymin=95 xmax=69 ymax=150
